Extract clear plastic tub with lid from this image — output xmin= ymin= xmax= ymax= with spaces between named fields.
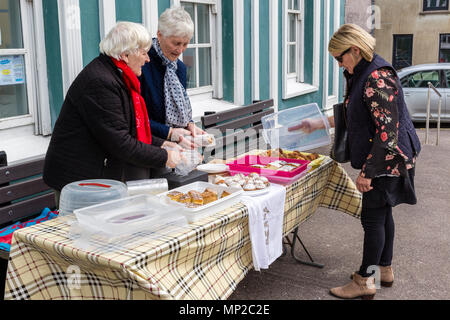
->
xmin=74 ymin=194 xmax=188 ymax=236
xmin=261 ymin=103 xmax=331 ymax=151
xmin=59 ymin=179 xmax=128 ymax=216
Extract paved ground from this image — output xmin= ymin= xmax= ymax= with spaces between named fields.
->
xmin=229 ymin=127 xmax=450 ymax=300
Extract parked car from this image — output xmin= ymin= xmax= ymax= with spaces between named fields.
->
xmin=397 ymin=63 xmax=450 ymax=123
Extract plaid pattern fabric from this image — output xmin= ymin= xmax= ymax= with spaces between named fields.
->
xmin=4 ymin=157 xmax=361 ymax=300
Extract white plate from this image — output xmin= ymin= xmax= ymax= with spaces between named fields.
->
xmin=242 ymin=187 xmax=270 ymax=197
xmin=197 ymin=163 xmax=229 ymax=174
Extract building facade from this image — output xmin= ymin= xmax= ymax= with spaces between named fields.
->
xmin=374 ymin=0 xmax=450 ymax=70
xmin=0 ymin=0 xmax=346 ymax=163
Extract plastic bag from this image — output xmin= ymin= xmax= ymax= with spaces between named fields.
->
xmin=175 ymin=149 xmax=203 ymax=176
xmin=183 ymin=134 xmax=216 ymax=147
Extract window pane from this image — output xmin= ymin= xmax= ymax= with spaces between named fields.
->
xmin=393 ymin=35 xmax=413 ymax=70
xmin=288 ymin=0 xmax=293 ymax=10
xmin=294 ymin=0 xmax=300 ymax=10
xmin=199 ymin=47 xmax=211 ymax=87
xmin=289 ymin=13 xmax=296 ymax=42
xmin=183 ymin=2 xmax=196 ymax=44
xmin=423 ymin=0 xmax=448 ymax=10
xmin=408 ymin=71 xmax=440 ymax=88
xmin=445 ymin=70 xmax=450 ymax=87
xmin=0 ymin=0 xmax=24 ymax=49
xmin=288 ymin=44 xmax=296 ymax=74
xmin=439 ymin=34 xmax=450 ymax=63
xmin=197 ymin=4 xmax=210 ymax=44
xmin=0 ymin=55 xmax=28 ymax=118
xmin=183 ymin=48 xmax=196 ymax=89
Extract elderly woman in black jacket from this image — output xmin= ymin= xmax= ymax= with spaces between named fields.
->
xmin=44 ymin=21 xmax=183 ymax=203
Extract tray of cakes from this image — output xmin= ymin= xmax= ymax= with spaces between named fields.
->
xmin=212 ymin=172 xmax=271 ymax=196
xmin=158 ymin=182 xmax=243 ymax=222
xmin=226 ymin=155 xmax=310 ymax=184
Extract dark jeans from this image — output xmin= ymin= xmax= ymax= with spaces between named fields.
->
xmin=358 ymin=168 xmax=416 ymax=277
xmin=358 ymin=203 xmax=395 ymax=277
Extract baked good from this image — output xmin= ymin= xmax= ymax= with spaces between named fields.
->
xmin=167 ymin=191 xmax=184 ymax=201
xmin=243 ymin=183 xmax=256 ymax=191
xmin=178 ymin=194 xmax=192 ymax=204
xmin=221 ymin=191 xmax=231 ymax=198
xmin=214 ymin=176 xmax=225 ymax=185
xmin=188 ymin=190 xmax=204 ymax=205
xmin=201 ymin=191 xmax=218 ymax=204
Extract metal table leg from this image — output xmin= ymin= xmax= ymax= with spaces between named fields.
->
xmin=283 ymin=227 xmax=324 ymax=269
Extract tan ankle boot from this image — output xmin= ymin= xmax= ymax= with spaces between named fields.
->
xmin=330 ymin=273 xmax=376 ymax=300
xmin=379 ymin=266 xmax=394 ymax=287
xmin=351 ymin=266 xmax=394 ymax=287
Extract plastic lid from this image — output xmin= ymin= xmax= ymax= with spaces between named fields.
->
xmin=59 ymin=179 xmax=128 ymax=215
xmin=261 ymin=103 xmax=331 ymax=151
xmin=74 ymin=195 xmax=188 ymax=236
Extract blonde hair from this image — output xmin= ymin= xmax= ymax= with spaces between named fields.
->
xmin=158 ymin=6 xmax=194 ymax=39
xmin=99 ymin=21 xmax=151 ymax=60
xmin=328 ymin=24 xmax=376 ymax=62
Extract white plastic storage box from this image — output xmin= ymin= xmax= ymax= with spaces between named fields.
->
xmin=59 ymin=179 xmax=128 ymax=216
xmin=74 ymin=194 xmax=187 ymax=236
xmin=261 ymin=103 xmax=331 ymax=151
xmin=159 ymin=181 xmax=243 ymax=223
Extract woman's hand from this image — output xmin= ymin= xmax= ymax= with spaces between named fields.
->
xmin=178 ymin=136 xmax=197 ymax=149
xmin=165 ymin=149 xmax=184 ymax=168
xmin=187 ymin=122 xmax=206 ymax=137
xmin=356 ymin=174 xmax=373 ymax=193
xmin=288 ymin=118 xmax=324 ymax=134
xmin=169 ymin=127 xmax=191 ymax=142
xmin=162 ymin=141 xmax=183 ymax=152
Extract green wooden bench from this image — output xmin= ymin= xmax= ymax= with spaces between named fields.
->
xmin=0 ymin=153 xmax=55 ymax=299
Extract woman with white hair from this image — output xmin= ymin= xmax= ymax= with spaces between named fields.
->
xmin=140 ymin=6 xmax=205 ymax=149
xmin=44 ymin=21 xmax=183 ymax=203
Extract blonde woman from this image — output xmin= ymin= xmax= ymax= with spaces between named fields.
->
xmin=44 ymin=22 xmax=182 ymax=201
xmin=290 ymin=24 xmax=421 ymax=299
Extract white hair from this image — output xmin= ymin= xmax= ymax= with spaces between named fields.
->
xmin=99 ymin=21 xmax=151 ymax=60
xmin=158 ymin=6 xmax=194 ymax=39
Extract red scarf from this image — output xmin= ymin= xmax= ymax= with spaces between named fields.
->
xmin=111 ymin=58 xmax=152 ymax=145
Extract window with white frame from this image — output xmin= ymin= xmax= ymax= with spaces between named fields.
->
xmin=175 ymin=0 xmax=220 ymax=98
xmin=286 ymin=0 xmax=303 ymax=84
xmin=282 ymin=0 xmax=320 ymax=99
xmin=0 ymin=0 xmax=50 ymax=134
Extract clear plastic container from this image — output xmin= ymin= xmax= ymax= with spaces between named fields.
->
xmin=126 ymin=179 xmax=169 ymax=196
xmin=59 ymin=179 xmax=128 ymax=216
xmin=159 ymin=181 xmax=243 ymax=223
xmin=74 ymin=194 xmax=187 ymax=235
xmin=261 ymin=103 xmax=331 ymax=151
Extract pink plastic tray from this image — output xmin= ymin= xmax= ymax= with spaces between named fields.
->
xmin=226 ymin=155 xmax=310 ymax=178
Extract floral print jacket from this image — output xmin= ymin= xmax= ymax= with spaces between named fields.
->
xmin=354 ymin=68 xmax=416 ymax=179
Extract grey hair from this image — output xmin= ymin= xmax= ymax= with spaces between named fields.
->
xmin=158 ymin=6 xmax=194 ymax=39
xmin=99 ymin=21 xmax=151 ymax=60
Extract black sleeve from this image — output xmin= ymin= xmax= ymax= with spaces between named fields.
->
xmin=77 ymin=78 xmax=168 ymax=168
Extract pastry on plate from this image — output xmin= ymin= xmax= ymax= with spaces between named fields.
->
xmin=243 ymin=183 xmax=256 ymax=191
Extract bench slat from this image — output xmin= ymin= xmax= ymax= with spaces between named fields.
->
xmin=206 ymin=109 xmax=274 ymax=133
xmin=0 ymin=156 xmax=45 ymax=185
xmin=0 ymin=193 xmax=55 ymax=225
xmin=0 ymin=177 xmax=52 ymax=204
xmin=201 ymin=99 xmax=274 ymax=127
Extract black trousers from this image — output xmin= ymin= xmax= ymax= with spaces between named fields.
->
xmin=358 ymin=168 xmax=416 ymax=277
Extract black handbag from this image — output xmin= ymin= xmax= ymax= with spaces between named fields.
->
xmin=330 ymin=102 xmax=350 ymax=163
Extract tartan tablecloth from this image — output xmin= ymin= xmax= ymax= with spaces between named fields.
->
xmin=4 ymin=157 xmax=361 ymax=300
